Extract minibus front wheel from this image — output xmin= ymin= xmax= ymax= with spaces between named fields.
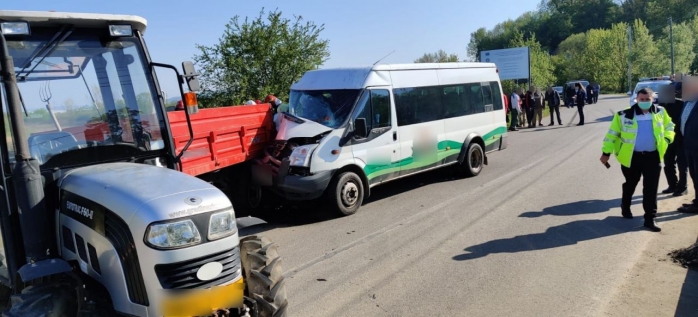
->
xmin=326 ymin=171 xmax=364 ymax=216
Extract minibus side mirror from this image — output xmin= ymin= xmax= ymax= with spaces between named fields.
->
xmin=354 ymin=118 xmax=368 ymax=138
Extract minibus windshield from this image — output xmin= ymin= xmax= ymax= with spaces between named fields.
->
xmin=288 ymin=89 xmax=361 ymax=128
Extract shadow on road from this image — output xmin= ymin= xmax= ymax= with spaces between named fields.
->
xmin=453 ymin=216 xmax=637 ymax=261
xmin=520 ymin=196 xmax=673 ymax=218
xmin=595 ymin=115 xmax=614 ymax=122
xmin=674 ymin=238 xmax=698 ymax=317
xmin=453 ymin=211 xmax=697 ymax=261
xmin=363 ymin=167 xmax=462 ymax=205
xmin=241 ymin=168 xmax=463 ymax=232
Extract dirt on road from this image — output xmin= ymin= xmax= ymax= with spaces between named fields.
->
xmin=603 ymin=189 xmax=698 ymax=317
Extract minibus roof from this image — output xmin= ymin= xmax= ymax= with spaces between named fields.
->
xmin=292 ymin=62 xmax=497 ymax=90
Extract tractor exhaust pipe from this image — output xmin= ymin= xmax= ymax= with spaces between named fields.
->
xmin=0 ymin=34 xmax=53 ymax=266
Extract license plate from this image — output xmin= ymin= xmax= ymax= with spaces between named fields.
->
xmin=160 ymin=278 xmax=245 ymax=316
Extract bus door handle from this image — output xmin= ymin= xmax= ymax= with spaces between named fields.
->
xmin=393 ymin=131 xmax=397 ymax=141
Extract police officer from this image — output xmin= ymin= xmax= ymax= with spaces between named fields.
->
xmin=600 ymin=88 xmax=675 ymax=232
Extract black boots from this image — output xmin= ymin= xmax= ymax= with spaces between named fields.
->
xmin=662 ymin=187 xmax=676 ymax=194
xmin=644 ymin=220 xmax=661 ymax=232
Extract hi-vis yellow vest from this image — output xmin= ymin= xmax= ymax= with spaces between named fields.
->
xmin=602 ymin=105 xmax=675 ymax=168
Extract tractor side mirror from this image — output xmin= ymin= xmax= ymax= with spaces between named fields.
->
xmin=181 ymin=61 xmax=201 ymax=92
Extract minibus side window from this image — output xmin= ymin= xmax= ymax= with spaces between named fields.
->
xmin=464 ymin=83 xmax=486 ymax=114
xmin=481 ymin=83 xmax=494 ymax=112
xmin=370 ymin=90 xmax=392 ymax=129
xmin=490 ymin=82 xmax=503 ymax=110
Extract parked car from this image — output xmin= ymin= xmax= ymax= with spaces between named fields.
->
xmin=629 ymin=80 xmax=671 ymax=106
xmin=552 ymin=86 xmax=563 ymax=96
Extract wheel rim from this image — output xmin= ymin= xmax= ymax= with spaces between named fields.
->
xmin=470 ymin=148 xmax=483 ymax=171
xmin=247 ymin=184 xmax=262 ymax=208
xmin=341 ymin=181 xmax=359 ymax=207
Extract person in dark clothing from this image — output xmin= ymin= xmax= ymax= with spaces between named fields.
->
xmin=586 ymin=83 xmax=595 ymax=104
xmin=545 ymin=85 xmax=562 ymax=126
xmin=575 ymin=83 xmax=587 ymax=125
xmin=565 ymin=85 xmax=575 ymax=108
xmin=678 ymin=78 xmax=698 ymax=213
xmin=524 ymin=87 xmax=536 ymax=128
xmin=593 ymin=83 xmax=600 ymax=103
xmin=658 ymin=83 xmax=688 ymax=196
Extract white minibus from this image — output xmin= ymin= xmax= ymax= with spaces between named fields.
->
xmin=254 ymin=63 xmax=508 ymax=216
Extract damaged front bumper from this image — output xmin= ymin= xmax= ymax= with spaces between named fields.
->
xmin=252 ymin=141 xmax=333 ymax=201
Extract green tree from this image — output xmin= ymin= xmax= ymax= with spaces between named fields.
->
xmin=194 ymin=8 xmax=330 ymax=107
xmin=414 ymin=50 xmax=460 ymax=63
xmin=691 ymin=14 xmax=698 ymax=73
xmin=509 ymin=32 xmax=556 ymax=89
xmin=657 ymin=22 xmax=696 ymax=74
xmin=629 ymin=19 xmax=663 ymax=79
xmin=554 ymin=32 xmax=588 ymax=81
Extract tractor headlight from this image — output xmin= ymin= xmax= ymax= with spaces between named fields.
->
xmin=145 ymin=219 xmax=201 ymax=249
xmin=1 ymin=22 xmax=30 ymax=35
xmin=208 ymin=209 xmax=237 ymax=240
xmin=289 ymin=144 xmax=318 ymax=167
xmin=109 ymin=24 xmax=133 ymax=37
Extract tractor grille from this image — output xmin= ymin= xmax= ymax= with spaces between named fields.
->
xmin=154 ymin=246 xmax=241 ymax=290
xmin=62 ymin=226 xmax=75 ymax=253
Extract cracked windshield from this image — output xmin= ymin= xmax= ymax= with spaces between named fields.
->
xmin=1 ymin=1 xmax=698 ymax=317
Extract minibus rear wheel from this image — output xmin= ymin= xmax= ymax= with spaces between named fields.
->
xmin=327 ymin=171 xmax=364 ymax=216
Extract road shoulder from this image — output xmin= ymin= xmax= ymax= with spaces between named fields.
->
xmin=603 ymin=189 xmax=698 ymax=317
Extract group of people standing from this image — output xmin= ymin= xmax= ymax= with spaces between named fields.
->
xmin=600 ymin=74 xmax=698 ymax=232
xmin=508 ymin=84 xmax=588 ymax=131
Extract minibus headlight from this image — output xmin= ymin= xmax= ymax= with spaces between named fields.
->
xmin=289 ymin=144 xmax=318 ymax=167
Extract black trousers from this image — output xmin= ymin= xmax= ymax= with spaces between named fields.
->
xmin=664 ymin=140 xmax=687 ymax=190
xmin=621 ymin=151 xmax=661 ymax=220
xmin=549 ymin=106 xmax=561 ymax=124
xmin=526 ymin=107 xmax=534 ymax=126
xmin=686 ymin=150 xmax=698 ymax=204
xmin=593 ymin=93 xmax=599 ymax=103
xmin=577 ymin=104 xmax=585 ymax=124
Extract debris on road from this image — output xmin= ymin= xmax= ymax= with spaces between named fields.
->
xmin=668 ymin=244 xmax=698 ymax=269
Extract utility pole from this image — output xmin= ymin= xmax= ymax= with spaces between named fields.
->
xmin=669 ymin=17 xmax=675 ymax=76
xmin=627 ymin=25 xmax=632 ymax=94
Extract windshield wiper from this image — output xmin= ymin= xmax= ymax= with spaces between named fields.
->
xmin=15 ymin=26 xmax=74 ymax=80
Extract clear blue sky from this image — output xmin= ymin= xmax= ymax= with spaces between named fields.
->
xmin=6 ymin=0 xmax=539 ymax=105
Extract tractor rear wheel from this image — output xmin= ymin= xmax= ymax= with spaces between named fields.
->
xmin=240 ymin=236 xmax=288 ymax=317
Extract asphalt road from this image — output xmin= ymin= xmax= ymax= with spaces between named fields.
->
xmin=245 ymin=95 xmax=683 ymax=317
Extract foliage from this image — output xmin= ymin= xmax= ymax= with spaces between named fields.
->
xmin=468 ymin=1 xmax=698 ymax=91
xmin=509 ymin=32 xmax=556 ymax=89
xmin=657 ymin=22 xmax=696 ymax=74
xmin=692 ymin=15 xmax=698 ymax=73
xmin=194 ymin=8 xmax=330 ymax=107
xmin=630 ymin=19 xmax=663 ymax=78
xmin=414 ymin=50 xmax=459 ymax=63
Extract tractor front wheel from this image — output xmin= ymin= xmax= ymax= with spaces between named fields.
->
xmin=240 ymin=236 xmax=288 ymax=317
